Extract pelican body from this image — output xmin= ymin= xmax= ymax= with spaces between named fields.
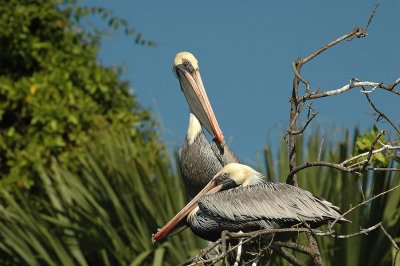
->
xmin=152 ymin=163 xmax=349 ymax=242
xmin=174 ymin=52 xmax=239 ymax=197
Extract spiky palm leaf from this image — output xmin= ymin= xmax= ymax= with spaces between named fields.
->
xmin=0 ymin=130 xmax=204 ymax=265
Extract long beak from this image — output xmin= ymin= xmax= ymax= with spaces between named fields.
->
xmin=152 ymin=177 xmax=224 ymax=243
xmin=175 ymin=65 xmax=225 ymax=145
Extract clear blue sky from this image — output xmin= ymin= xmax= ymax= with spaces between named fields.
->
xmin=82 ymin=1 xmax=399 ymax=166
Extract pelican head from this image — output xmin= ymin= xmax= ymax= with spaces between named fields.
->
xmin=213 ymin=163 xmax=264 ymax=188
xmin=173 ymin=52 xmax=225 ymax=145
xmin=152 ymin=163 xmax=262 ymax=242
xmin=174 ymin=52 xmax=199 ymax=70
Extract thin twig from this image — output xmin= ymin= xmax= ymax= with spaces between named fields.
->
xmin=292 ymin=60 xmax=311 ymax=94
xmin=271 ymin=244 xmax=306 ymax=266
xmin=299 ymin=79 xmax=400 ymax=102
xmin=362 ymin=87 xmax=400 ymax=135
xmin=342 ymin=144 xmax=400 ymax=165
xmin=330 ymin=184 xmax=400 ymax=228
xmin=360 ymin=130 xmax=385 ymax=173
xmin=274 ymin=241 xmax=315 ymax=255
xmin=380 ymin=224 xmax=399 ymax=250
xmin=287 ymin=161 xmax=358 ymax=181
xmin=302 ymin=28 xmax=366 ymax=64
xmin=288 ymin=111 xmax=319 ymax=136
xmin=364 ymin=0 xmax=381 ymax=32
xmin=334 ymin=223 xmax=382 ymax=238
xmin=371 ymin=167 xmax=400 ymax=172
xmin=287 ymin=140 xmax=400 ymax=179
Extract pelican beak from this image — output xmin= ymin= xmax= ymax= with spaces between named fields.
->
xmin=152 ymin=176 xmax=224 ymax=243
xmin=175 ymin=65 xmax=225 ymax=145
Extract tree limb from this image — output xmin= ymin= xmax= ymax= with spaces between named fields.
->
xmin=362 ymin=87 xmax=400 ymax=135
xmin=330 ymin=183 xmax=400 ymax=228
xmin=298 ymin=79 xmax=400 ymax=102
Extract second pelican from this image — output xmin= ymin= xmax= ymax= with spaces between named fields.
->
xmin=153 ymin=163 xmax=349 ymax=242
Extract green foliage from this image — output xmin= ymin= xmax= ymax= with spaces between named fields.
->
xmin=0 ymin=0 xmax=153 ymax=189
xmin=0 ymin=126 xmax=396 ymax=265
xmin=355 ymin=125 xmax=389 ymax=165
xmin=70 ymin=4 xmax=156 ymax=47
xmin=0 ymin=129 xmax=204 ymax=265
xmin=265 ymin=128 xmax=400 ymax=266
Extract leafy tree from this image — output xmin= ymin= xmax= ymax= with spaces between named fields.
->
xmin=0 ymin=0 xmax=153 ymax=189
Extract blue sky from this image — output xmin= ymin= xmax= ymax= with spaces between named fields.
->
xmin=82 ymin=1 xmax=399 ymax=166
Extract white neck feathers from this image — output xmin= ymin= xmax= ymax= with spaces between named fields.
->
xmin=186 ymin=113 xmax=202 ymax=144
xmin=243 ymin=173 xmax=264 ymax=186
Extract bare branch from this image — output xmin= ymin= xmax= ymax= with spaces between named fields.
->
xmin=380 ymin=224 xmax=399 ymax=250
xmin=302 ymin=28 xmax=366 ymax=65
xmin=334 ymin=223 xmax=382 ymax=238
xmin=274 ymin=241 xmax=314 ymax=255
xmin=380 ymin=225 xmax=400 ymax=254
xmin=370 ymin=167 xmax=400 ymax=172
xmin=292 ymin=60 xmax=311 ymax=94
xmin=381 ymin=77 xmax=400 ymax=92
xmin=299 ymin=79 xmax=400 ymax=102
xmin=287 ymin=140 xmax=400 ymax=179
xmin=330 ymin=183 xmax=400 ymax=228
xmin=182 ymin=221 xmax=394 ymax=266
xmin=271 ymin=244 xmax=306 ymax=266
xmin=287 ymin=161 xmax=359 ymax=181
xmin=287 ymin=112 xmax=319 ymax=136
xmin=364 ymin=0 xmax=381 ymax=32
xmin=362 ymin=87 xmax=400 ymax=135
xmin=342 ymin=143 xmax=400 ymax=165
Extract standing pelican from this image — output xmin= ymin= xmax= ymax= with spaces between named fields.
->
xmin=152 ymin=163 xmax=349 ymax=242
xmin=173 ymin=52 xmax=239 ymax=197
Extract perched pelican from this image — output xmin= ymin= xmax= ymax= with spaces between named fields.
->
xmin=152 ymin=163 xmax=349 ymax=242
xmin=174 ymin=52 xmax=239 ymax=197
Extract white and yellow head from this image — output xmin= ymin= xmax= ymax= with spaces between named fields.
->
xmin=214 ymin=163 xmax=264 ymax=187
xmin=174 ymin=52 xmax=199 ymax=71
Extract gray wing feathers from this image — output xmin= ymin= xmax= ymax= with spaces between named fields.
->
xmin=198 ymin=183 xmax=344 ymax=223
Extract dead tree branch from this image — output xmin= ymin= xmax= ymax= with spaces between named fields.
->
xmin=281 ymin=3 xmax=400 ymax=265
xmin=182 ymin=220 xmax=398 ymax=266
xmin=287 ymin=139 xmax=400 ymax=179
xmin=362 ymin=87 xmax=400 ymax=135
xmin=286 ymin=24 xmax=371 ymax=266
xmin=287 ymin=28 xmax=369 ymax=186
xmin=364 ymin=0 xmax=381 ymax=32
xmin=271 ymin=244 xmax=306 ymax=266
xmin=330 ymin=183 xmax=400 ymax=228
xmin=297 ymin=79 xmax=400 ymax=102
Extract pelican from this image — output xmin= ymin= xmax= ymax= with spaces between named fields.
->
xmin=152 ymin=163 xmax=349 ymax=242
xmin=174 ymin=52 xmax=239 ymax=197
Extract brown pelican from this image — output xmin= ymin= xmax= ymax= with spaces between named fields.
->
xmin=152 ymin=163 xmax=349 ymax=242
xmin=174 ymin=52 xmax=239 ymax=197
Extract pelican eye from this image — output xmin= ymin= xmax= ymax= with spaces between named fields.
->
xmin=222 ymin=172 xmax=230 ymax=179
xmin=215 ymin=172 xmax=229 ymax=183
xmin=182 ymin=59 xmax=194 ymax=72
